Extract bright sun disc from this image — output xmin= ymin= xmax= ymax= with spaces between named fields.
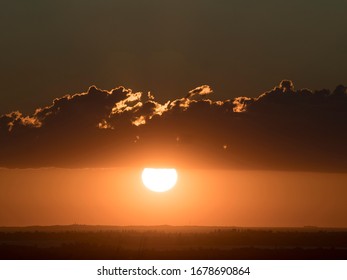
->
xmin=141 ymin=168 xmax=178 ymax=192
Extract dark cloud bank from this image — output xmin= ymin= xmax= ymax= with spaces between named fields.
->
xmin=1 ymin=81 xmax=347 ymax=172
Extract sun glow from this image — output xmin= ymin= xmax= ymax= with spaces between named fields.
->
xmin=141 ymin=168 xmax=178 ymax=192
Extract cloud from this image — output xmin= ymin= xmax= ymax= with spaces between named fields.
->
xmin=0 ymin=81 xmax=346 ymax=172
xmin=0 ymin=111 xmax=41 ymax=132
xmin=187 ymin=85 xmax=213 ymax=98
xmin=232 ymin=97 xmax=252 ymax=112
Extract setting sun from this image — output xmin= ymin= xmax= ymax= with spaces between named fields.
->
xmin=141 ymin=168 xmax=178 ymax=192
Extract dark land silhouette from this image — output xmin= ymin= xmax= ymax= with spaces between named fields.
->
xmin=1 ymin=225 xmax=346 ymax=260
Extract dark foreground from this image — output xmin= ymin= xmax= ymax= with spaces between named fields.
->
xmin=1 ymin=226 xmax=347 ymax=260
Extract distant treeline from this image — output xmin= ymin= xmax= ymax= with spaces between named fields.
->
xmin=1 ymin=228 xmax=347 ymax=260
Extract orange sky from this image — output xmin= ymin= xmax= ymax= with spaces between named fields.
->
xmin=1 ymin=168 xmax=346 ymax=227
xmin=1 ymin=1 xmax=346 ymax=230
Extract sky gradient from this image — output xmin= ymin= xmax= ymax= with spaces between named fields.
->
xmin=1 ymin=1 xmax=346 ymax=227
xmin=1 ymin=0 xmax=346 ymax=114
